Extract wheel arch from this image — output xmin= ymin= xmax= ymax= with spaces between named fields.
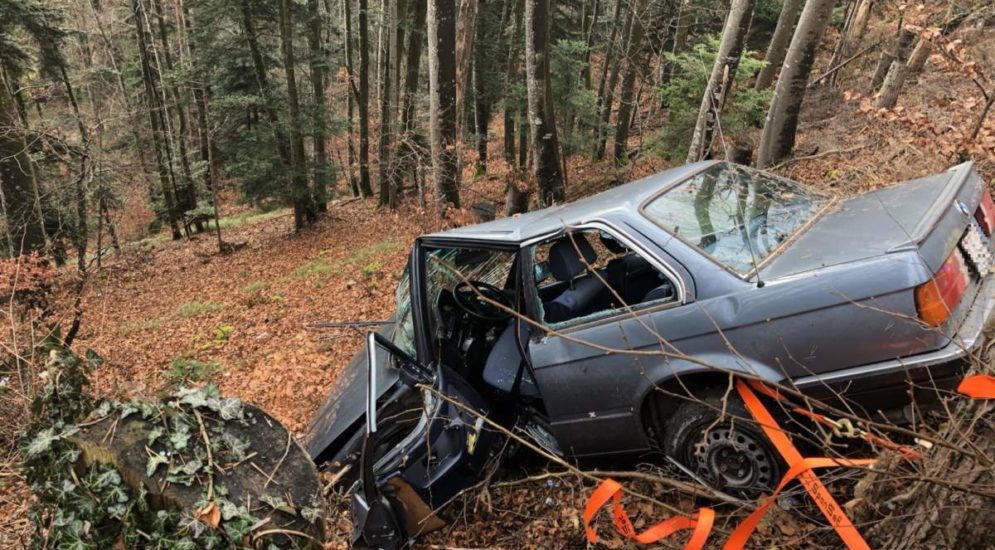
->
xmin=637 ymin=360 xmax=785 ymax=447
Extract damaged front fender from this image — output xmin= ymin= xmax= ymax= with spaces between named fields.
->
xmin=349 ymin=334 xmax=499 ymax=548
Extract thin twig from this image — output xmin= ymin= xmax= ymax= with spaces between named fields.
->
xmin=263 ymin=430 xmax=292 ymax=490
xmin=194 ymin=410 xmax=215 ymax=501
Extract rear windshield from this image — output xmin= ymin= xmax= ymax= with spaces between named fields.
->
xmin=642 ymin=162 xmax=831 ymax=275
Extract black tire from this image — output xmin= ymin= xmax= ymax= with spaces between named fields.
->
xmin=662 ymin=390 xmax=785 ymax=496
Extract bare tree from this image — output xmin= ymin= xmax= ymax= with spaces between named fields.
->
xmin=525 ymin=0 xmax=564 ymax=205
xmin=613 ymin=0 xmax=652 ymax=165
xmin=755 ymin=0 xmax=802 ymax=90
xmin=756 ymin=0 xmax=838 ymax=169
xmin=685 ymin=0 xmax=756 ymax=163
xmin=592 ymin=0 xmax=631 ymax=160
xmin=428 ymin=0 xmax=460 ymax=214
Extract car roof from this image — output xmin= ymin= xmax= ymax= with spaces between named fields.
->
xmin=424 ymin=161 xmax=717 ymax=244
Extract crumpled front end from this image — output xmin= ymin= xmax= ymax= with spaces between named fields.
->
xmin=347 ymin=335 xmax=499 ymax=549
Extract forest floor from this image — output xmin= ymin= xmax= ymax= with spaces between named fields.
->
xmin=3 ymin=17 xmax=995 ymax=549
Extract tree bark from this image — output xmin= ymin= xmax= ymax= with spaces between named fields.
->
xmin=852 ymin=372 xmax=995 ymax=548
xmin=357 ymin=0 xmax=374 ymax=196
xmin=593 ymin=0 xmax=631 ymax=160
xmin=182 ymin=1 xmax=223 ymax=251
xmin=279 ymin=0 xmax=317 ymax=230
xmin=525 ymin=0 xmax=564 ymax=205
xmin=399 ymin=0 xmax=427 ymax=187
xmin=428 ymin=0 xmax=461 ymax=214
xmin=755 ymin=0 xmax=837 ymax=169
xmin=0 ymin=77 xmax=46 ymax=255
xmin=377 ymin=0 xmax=398 ymax=207
xmin=455 ymin=0 xmax=479 ymax=139
xmin=152 ymin=0 xmax=196 ymax=199
xmin=133 ymin=0 xmax=182 ymax=240
xmin=307 ymin=0 xmax=330 ymax=209
xmin=875 ymin=28 xmax=917 ymax=109
xmin=686 ymin=0 xmax=756 ymax=163
xmin=343 ymin=0 xmax=361 ymax=196
xmin=755 ymin=0 xmax=802 ymax=90
xmin=613 ymin=0 xmax=653 ymax=165
xmin=502 ymin=0 xmax=524 ymax=164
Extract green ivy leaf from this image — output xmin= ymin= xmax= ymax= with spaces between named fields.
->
xmin=146 ymin=453 xmax=169 ymax=477
xmin=25 ymin=427 xmax=58 ymax=457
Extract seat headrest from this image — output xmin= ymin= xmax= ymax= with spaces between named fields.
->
xmin=599 ymin=232 xmax=628 ymax=254
xmin=548 ymin=235 xmax=597 ymax=281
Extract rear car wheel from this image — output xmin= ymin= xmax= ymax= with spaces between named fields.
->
xmin=662 ymin=391 xmax=784 ymax=496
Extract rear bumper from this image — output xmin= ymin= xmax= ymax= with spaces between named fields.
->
xmin=795 ymin=271 xmax=995 ymax=410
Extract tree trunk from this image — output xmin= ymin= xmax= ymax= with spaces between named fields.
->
xmin=503 ymin=0 xmax=524 ymax=164
xmin=593 ymin=0 xmax=631 ymax=160
xmin=852 ymin=357 xmax=995 ymax=549
xmin=133 ymin=0 xmax=182 ymax=240
xmin=755 ymin=0 xmax=837 ymax=169
xmin=182 ymin=1 xmax=223 ymax=251
xmin=279 ymin=0 xmax=317 ymax=230
xmin=525 ymin=0 xmax=564 ymax=206
xmin=399 ymin=0 xmax=427 ymax=186
xmin=905 ymin=37 xmax=932 ymax=76
xmin=685 ymin=0 xmax=756 ymax=163
xmin=472 ymin=1 xmax=493 ymax=174
xmin=755 ymin=0 xmax=802 ymax=90
xmin=428 ymin=0 xmax=461 ymax=214
xmin=613 ymin=0 xmax=652 ymax=165
xmin=343 ymin=0 xmax=361 ymax=196
xmin=152 ymin=0 xmax=196 ymax=199
xmin=377 ymin=0 xmax=398 ymax=207
xmin=455 ymin=0 xmax=479 ymax=139
xmin=358 ymin=0 xmax=374 ymax=196
xmin=875 ymin=28 xmax=917 ymax=109
xmin=307 ymin=0 xmax=330 ymax=210
xmin=870 ymin=16 xmax=908 ymax=91
xmin=86 ymin=0 xmax=157 ymax=204
xmin=0 ymin=79 xmax=46 ymax=255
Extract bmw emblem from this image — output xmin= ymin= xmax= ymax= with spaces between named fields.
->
xmin=956 ymin=200 xmax=971 ymax=216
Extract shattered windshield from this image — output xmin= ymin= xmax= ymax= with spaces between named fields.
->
xmin=642 ymin=162 xmax=832 ymax=275
xmin=425 ymin=247 xmax=516 ymax=335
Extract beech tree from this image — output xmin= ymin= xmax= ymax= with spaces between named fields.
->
xmin=754 ymin=0 xmax=802 ymax=90
xmin=428 ymin=0 xmax=461 ymax=213
xmin=525 ymin=0 xmax=564 ymax=205
xmin=756 ymin=0 xmax=838 ymax=168
xmin=685 ymin=0 xmax=756 ymax=163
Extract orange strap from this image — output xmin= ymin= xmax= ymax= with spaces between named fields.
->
xmin=583 ymin=477 xmax=714 ymax=549
xmin=732 ymin=379 xmax=875 ymax=550
xmin=958 ymin=374 xmax=995 ymax=399
xmin=748 ymin=380 xmax=921 ymax=459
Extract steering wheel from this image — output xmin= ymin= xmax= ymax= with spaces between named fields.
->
xmin=453 ymin=280 xmax=514 ymax=322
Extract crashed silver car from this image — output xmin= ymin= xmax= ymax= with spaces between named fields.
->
xmin=306 ymin=161 xmax=995 ymax=547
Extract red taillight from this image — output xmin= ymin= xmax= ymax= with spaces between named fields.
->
xmin=915 ymin=250 xmax=969 ymax=326
xmin=975 ymin=190 xmax=995 ymax=237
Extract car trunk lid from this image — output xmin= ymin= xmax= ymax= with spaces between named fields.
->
xmin=762 ymin=162 xmax=986 ymax=282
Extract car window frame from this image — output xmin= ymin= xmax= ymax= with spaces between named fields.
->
xmin=520 ymin=221 xmax=688 ymax=336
